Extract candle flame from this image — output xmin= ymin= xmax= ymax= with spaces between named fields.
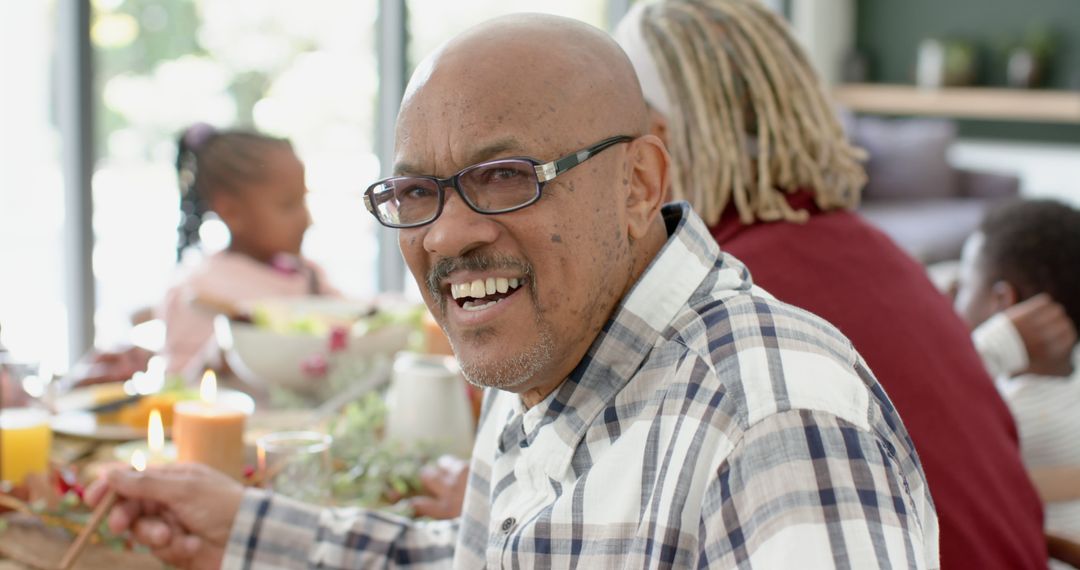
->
xmin=131 ymin=450 xmax=147 ymax=472
xmin=200 ymin=370 xmax=217 ymax=405
xmin=147 ymin=409 xmax=165 ymax=453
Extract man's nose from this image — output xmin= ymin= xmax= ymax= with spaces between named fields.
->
xmin=422 ymin=189 xmax=501 ymax=258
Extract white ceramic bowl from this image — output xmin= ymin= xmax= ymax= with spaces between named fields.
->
xmin=215 ymin=297 xmax=414 ymax=394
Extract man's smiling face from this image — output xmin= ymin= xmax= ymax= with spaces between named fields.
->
xmin=392 ymin=19 xmax=648 ymax=398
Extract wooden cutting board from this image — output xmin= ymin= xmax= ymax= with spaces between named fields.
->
xmin=0 ymin=514 xmax=162 ymax=570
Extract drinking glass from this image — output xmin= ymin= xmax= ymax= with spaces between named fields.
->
xmin=256 ymin=431 xmax=333 ymax=504
xmin=0 ymin=407 xmax=52 ymax=485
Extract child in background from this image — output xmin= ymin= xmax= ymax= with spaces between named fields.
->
xmin=161 ymin=124 xmax=338 ymax=378
xmin=954 ymin=199 xmax=1080 ymax=549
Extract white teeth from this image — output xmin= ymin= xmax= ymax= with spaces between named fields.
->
xmin=462 ymin=299 xmax=497 ymax=311
xmin=449 ymin=276 xmax=523 ymax=300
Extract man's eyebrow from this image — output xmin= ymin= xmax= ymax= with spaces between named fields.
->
xmin=467 ymin=138 xmax=527 ymax=164
xmin=392 ymin=138 xmax=528 ymax=177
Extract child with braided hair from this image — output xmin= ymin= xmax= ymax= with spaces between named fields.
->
xmin=70 ymin=125 xmax=339 ymax=385
xmin=161 ymin=124 xmax=338 ymax=377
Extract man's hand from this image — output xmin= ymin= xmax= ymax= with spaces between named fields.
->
xmin=1007 ymin=293 xmax=1078 ymax=377
xmin=408 ymin=455 xmax=469 ymax=520
xmin=85 ymin=463 xmax=245 ymax=569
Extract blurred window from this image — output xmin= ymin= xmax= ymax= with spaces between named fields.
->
xmin=91 ymin=0 xmax=381 ymax=346
xmin=0 ymin=1 xmax=69 ymax=369
xmin=0 ymin=0 xmax=616 ymax=369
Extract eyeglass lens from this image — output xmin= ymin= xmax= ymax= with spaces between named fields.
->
xmin=371 ymin=158 xmax=539 ymax=227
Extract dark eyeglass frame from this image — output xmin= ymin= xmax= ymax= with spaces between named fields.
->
xmin=363 ymin=135 xmax=636 ymax=229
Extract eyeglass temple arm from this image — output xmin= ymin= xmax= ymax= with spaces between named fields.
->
xmin=534 ymin=135 xmax=634 ymax=183
xmin=363 ymin=185 xmax=401 ymax=214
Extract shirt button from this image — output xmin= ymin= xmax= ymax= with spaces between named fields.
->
xmin=501 ymin=517 xmax=516 ymax=533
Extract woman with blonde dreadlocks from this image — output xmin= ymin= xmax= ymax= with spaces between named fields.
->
xmin=616 ymin=2 xmax=1047 ymax=569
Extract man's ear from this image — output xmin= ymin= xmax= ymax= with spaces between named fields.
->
xmin=990 ymin=280 xmax=1019 ymax=311
xmin=624 ymin=134 xmax=670 ymax=241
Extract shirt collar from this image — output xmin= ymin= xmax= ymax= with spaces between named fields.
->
xmin=508 ymin=202 xmax=752 ymax=476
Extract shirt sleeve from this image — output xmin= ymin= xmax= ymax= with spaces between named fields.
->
xmin=972 ymin=312 xmax=1029 ymax=380
xmin=223 ymin=488 xmax=459 ymax=569
xmin=697 ymin=409 xmax=938 ymax=569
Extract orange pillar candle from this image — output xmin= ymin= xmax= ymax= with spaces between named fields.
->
xmin=173 ymin=371 xmax=247 ymax=480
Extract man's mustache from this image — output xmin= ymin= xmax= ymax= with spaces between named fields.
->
xmin=426 ymin=253 xmax=533 ymax=302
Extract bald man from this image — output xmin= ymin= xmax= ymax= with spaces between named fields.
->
xmin=87 ymin=15 xmax=937 ymax=569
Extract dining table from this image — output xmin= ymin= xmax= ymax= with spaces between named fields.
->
xmin=0 ymin=307 xmax=481 ymax=570
xmin=0 ymin=371 xmax=330 ymax=570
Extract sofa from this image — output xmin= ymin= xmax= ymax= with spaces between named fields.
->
xmin=847 ymin=116 xmax=1021 ymax=264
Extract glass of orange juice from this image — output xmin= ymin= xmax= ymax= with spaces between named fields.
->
xmin=0 ymin=408 xmax=52 ymax=485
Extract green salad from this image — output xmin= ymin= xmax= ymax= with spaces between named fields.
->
xmin=250 ymin=302 xmax=425 ymax=338
xmin=327 ymin=393 xmax=435 ymax=513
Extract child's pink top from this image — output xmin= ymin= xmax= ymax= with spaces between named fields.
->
xmin=157 ymin=251 xmax=339 ymax=376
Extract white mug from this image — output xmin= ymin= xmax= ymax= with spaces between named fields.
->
xmin=384 ymin=352 xmax=475 ymax=458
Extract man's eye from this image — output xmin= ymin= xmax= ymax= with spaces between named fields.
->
xmin=490 ymin=167 xmax=522 ymax=180
xmin=478 ymin=165 xmax=529 ymax=185
xmin=399 ymin=185 xmax=436 ymax=200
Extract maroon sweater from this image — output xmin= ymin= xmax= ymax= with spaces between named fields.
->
xmin=711 ymin=192 xmax=1046 ymax=569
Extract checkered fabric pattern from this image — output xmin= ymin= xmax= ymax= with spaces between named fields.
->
xmin=224 ymin=202 xmax=939 ymax=569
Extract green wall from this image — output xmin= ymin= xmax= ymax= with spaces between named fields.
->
xmin=855 ymin=0 xmax=1080 ymax=142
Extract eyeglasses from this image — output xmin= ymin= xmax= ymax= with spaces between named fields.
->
xmin=363 ymin=135 xmax=635 ymax=229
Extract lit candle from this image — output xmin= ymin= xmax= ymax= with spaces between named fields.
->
xmin=147 ymin=408 xmax=165 ymax=463
xmin=112 ymin=409 xmax=176 ymax=466
xmin=0 ymin=408 xmax=52 ymax=485
xmin=172 ymin=371 xmax=248 ymax=480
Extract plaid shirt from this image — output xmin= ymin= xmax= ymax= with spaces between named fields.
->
xmin=224 ymin=202 xmax=939 ymax=569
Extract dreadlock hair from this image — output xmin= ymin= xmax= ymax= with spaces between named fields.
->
xmin=636 ymin=0 xmax=867 ymax=225
xmin=175 ymin=124 xmax=293 ymax=260
xmin=978 ymin=199 xmax=1080 ymax=331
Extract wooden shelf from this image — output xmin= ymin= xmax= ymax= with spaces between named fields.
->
xmin=833 ymin=83 xmax=1080 ymax=124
